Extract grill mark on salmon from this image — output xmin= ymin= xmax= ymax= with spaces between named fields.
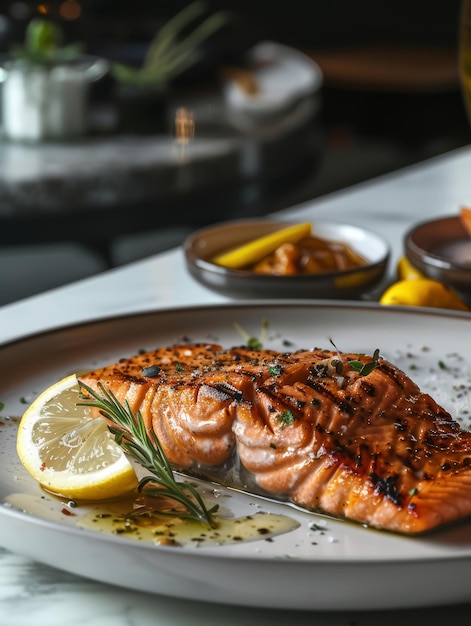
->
xmin=78 ymin=343 xmax=471 ymax=534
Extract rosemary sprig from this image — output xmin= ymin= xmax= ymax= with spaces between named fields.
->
xmin=78 ymin=381 xmax=219 ymax=528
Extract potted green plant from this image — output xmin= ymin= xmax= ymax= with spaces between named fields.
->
xmin=0 ymin=18 xmax=107 ymax=142
xmin=110 ymin=1 xmax=232 ymax=133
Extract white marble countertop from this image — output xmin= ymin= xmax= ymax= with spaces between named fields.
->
xmin=2 ymin=145 xmax=471 ymax=625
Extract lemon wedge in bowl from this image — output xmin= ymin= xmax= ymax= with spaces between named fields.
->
xmin=211 ymin=222 xmax=312 ymax=269
xmin=16 ymin=374 xmax=138 ymax=500
xmin=379 ymin=278 xmax=470 ymax=311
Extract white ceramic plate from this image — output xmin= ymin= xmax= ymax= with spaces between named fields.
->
xmin=1 ymin=302 xmax=471 ymax=611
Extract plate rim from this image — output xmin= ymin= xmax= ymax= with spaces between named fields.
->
xmin=3 ymin=298 xmax=470 ymax=351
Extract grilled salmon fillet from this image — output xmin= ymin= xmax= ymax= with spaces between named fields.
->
xmin=78 ymin=343 xmax=471 ymax=534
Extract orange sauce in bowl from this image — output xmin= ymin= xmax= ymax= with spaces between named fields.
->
xmin=251 ymin=235 xmax=368 ymax=276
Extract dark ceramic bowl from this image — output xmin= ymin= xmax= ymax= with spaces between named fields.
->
xmin=405 ymin=215 xmax=471 ymax=299
xmin=184 ymin=219 xmax=390 ymax=299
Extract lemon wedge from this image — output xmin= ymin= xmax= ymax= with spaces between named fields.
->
xmin=211 ymin=222 xmax=312 ymax=269
xmin=379 ymin=278 xmax=470 ymax=311
xmin=396 ymin=256 xmax=425 ymax=281
xmin=16 ymin=374 xmax=138 ymax=500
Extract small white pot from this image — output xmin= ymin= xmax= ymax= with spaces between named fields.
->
xmin=0 ymin=56 xmax=108 ymax=142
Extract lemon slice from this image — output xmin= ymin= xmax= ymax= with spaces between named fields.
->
xmin=211 ymin=222 xmax=312 ymax=269
xmin=16 ymin=374 xmax=138 ymax=500
xmin=379 ymin=278 xmax=470 ymax=311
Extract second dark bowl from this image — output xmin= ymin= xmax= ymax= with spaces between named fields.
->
xmin=405 ymin=215 xmax=471 ymax=299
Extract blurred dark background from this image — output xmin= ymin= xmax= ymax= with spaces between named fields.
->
xmin=1 ymin=0 xmax=471 ymax=304
xmin=0 ymin=0 xmax=465 ymax=196
xmin=0 ymin=0 xmax=467 ymax=197
xmin=0 ymin=1 xmax=461 ymax=48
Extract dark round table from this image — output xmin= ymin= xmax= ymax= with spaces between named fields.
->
xmin=0 ymin=83 xmax=323 ymax=267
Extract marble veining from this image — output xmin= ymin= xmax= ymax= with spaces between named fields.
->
xmin=1 ymin=546 xmax=471 ymax=626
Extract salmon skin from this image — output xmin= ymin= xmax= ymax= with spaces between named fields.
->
xmin=78 ymin=343 xmax=471 ymax=534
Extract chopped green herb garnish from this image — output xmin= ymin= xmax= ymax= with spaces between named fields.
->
xmin=0 ymin=402 xmax=4 ymax=411
xmin=409 ymin=487 xmax=419 ymax=496
xmin=268 ymin=365 xmax=283 ymax=376
xmin=348 ymin=361 xmax=363 ymax=371
xmin=234 ymin=318 xmax=269 ymax=350
xmin=175 ymin=363 xmax=184 ymax=371
xmin=349 ymin=349 xmax=380 ymax=377
xmin=277 ymin=409 xmax=295 ymax=428
xmin=330 ymin=338 xmax=381 ymax=377
xmin=438 ymin=360 xmax=447 ymax=370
